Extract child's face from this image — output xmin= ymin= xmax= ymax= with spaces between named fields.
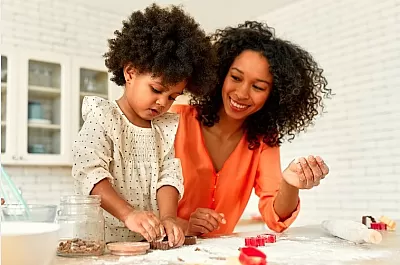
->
xmin=124 ymin=67 xmax=185 ymax=121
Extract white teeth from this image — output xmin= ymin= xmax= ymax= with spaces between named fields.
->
xmin=230 ymin=98 xmax=247 ymax=109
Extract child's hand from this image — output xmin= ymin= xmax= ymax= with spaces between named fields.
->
xmin=161 ymin=216 xmax=185 ymax=248
xmin=124 ymin=210 xmax=165 ymax=242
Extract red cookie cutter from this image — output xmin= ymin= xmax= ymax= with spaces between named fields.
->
xmin=362 ymin=216 xmax=387 ymax=230
xmin=370 ymin=222 xmax=387 ymax=230
xmin=258 ymin=234 xmax=276 ymax=244
xmin=239 ymin=247 xmax=267 ymax=265
xmin=245 ymin=234 xmax=276 ymax=247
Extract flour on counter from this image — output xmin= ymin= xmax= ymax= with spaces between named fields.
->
xmin=93 ymin=236 xmax=393 ymax=265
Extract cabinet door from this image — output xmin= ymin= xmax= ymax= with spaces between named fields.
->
xmin=1 ymin=46 xmax=19 ymax=164
xmin=17 ymin=51 xmax=71 ymax=165
xmin=71 ymin=57 xmax=111 ymax=134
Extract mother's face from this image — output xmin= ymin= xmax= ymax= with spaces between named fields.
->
xmin=221 ymin=50 xmax=273 ymax=121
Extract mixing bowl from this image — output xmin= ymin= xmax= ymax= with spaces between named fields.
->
xmin=1 ymin=204 xmax=57 ymax=222
xmin=1 ymin=221 xmax=60 ymax=265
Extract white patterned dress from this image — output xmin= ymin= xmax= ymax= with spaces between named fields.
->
xmin=72 ymin=96 xmax=184 ymax=243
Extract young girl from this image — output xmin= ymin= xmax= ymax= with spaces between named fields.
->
xmin=72 ymin=4 xmax=217 ymax=248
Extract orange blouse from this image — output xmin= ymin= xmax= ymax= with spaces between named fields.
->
xmin=171 ymin=105 xmax=300 ymax=235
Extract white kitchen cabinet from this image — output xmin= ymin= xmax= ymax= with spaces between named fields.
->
xmin=1 ymin=47 xmax=120 ymax=166
xmin=1 ymin=46 xmax=19 ymax=163
xmin=71 ymin=57 xmax=113 ymax=135
xmin=5 ymin=50 xmax=72 ymax=165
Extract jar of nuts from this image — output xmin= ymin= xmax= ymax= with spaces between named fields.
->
xmin=56 ymin=195 xmax=105 ymax=257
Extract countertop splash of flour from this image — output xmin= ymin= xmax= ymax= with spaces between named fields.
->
xmin=92 ymin=235 xmax=394 ymax=265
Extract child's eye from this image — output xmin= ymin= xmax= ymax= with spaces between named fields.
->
xmin=151 ymin=87 xmax=162 ymax=94
xmin=169 ymin=96 xmax=177 ymax=101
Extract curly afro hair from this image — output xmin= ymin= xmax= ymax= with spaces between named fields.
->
xmin=104 ymin=3 xmax=217 ymax=97
xmin=191 ymin=21 xmax=333 ymax=149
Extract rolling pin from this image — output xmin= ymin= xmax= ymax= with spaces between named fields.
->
xmin=321 ymin=220 xmax=382 ymax=244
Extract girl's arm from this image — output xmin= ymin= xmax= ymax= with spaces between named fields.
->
xmin=157 ymin=185 xmax=180 ymax=220
xmin=91 ymin=178 xmax=135 ymax=222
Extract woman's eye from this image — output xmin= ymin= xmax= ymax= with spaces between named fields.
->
xmin=231 ymin=75 xmax=240 ymax=81
xmin=253 ymin=85 xmax=265 ymax=91
xmin=169 ymin=96 xmax=177 ymax=101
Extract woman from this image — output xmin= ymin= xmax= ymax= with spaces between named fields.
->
xmin=172 ymin=21 xmax=333 ymax=236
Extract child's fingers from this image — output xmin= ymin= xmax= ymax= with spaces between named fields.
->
xmin=138 ymin=225 xmax=152 ymax=242
xmin=142 ymin=221 xmax=157 ymax=241
xmin=175 ymin=226 xmax=185 ymax=247
xmin=148 ymin=214 xmax=163 ymax=240
xmin=166 ymin=226 xmax=175 ymax=247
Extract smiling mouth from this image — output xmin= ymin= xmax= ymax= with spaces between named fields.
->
xmin=229 ymin=97 xmax=250 ymax=111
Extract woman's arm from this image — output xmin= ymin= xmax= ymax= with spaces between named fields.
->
xmin=254 ymin=146 xmax=300 ymax=232
xmin=273 ymin=179 xmax=299 ymax=220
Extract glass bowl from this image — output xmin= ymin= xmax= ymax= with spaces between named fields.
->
xmin=1 ymin=204 xmax=58 ymax=223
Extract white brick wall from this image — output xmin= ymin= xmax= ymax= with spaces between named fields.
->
xmin=244 ymin=0 xmax=400 ymax=226
xmin=1 ymin=0 xmax=123 ymax=58
xmin=1 ymin=0 xmax=127 ymax=205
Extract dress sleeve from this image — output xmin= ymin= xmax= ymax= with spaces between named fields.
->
xmin=254 ymin=146 xmax=300 ymax=232
xmin=153 ymin=113 xmax=184 ymax=199
xmin=72 ymin=99 xmax=114 ymax=195
xmin=157 ymin=146 xmax=184 ymax=199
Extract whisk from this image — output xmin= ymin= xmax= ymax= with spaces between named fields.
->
xmin=0 ymin=165 xmax=31 ymax=221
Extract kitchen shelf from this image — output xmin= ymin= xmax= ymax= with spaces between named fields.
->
xmin=28 ymin=123 xmax=61 ymax=130
xmin=28 ymin=86 xmax=61 ymax=99
xmin=80 ymin=91 xmax=108 ymax=98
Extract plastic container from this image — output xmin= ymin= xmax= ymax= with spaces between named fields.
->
xmin=56 ymin=195 xmax=105 ymax=256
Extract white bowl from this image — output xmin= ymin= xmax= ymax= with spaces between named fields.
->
xmin=1 ymin=221 xmax=60 ymax=265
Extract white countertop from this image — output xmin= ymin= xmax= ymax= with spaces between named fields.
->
xmin=53 ymin=225 xmax=400 ymax=265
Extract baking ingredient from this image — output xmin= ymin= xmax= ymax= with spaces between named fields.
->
xmin=85 ymin=233 xmax=393 ymax=265
xmin=321 ymin=220 xmax=382 ymax=244
xmin=57 ymin=238 xmax=105 ymax=256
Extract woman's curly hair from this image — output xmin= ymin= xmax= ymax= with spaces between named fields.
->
xmin=104 ymin=4 xmax=217 ymax=96
xmin=191 ymin=21 xmax=333 ymax=149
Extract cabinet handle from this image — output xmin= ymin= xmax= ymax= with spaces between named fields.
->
xmin=19 ymin=156 xmax=23 ymax=160
xmin=12 ymin=155 xmax=18 ymax=160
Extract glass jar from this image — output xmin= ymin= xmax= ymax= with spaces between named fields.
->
xmin=56 ymin=195 xmax=105 ymax=257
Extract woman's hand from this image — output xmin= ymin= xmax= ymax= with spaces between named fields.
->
xmin=186 ymin=208 xmax=226 ymax=235
xmin=283 ymin=155 xmax=329 ymax=189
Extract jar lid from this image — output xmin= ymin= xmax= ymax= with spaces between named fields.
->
xmin=107 ymin=242 xmax=150 ymax=256
xmin=60 ymin=195 xmax=101 ymax=205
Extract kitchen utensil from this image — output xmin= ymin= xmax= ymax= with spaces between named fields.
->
xmin=1 ymin=221 xmax=60 ymax=265
xmin=321 ymin=219 xmax=382 ymax=244
xmin=0 ymin=165 xmax=30 ymax=221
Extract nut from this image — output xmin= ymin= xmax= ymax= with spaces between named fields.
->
xmin=57 ymin=238 xmax=105 ymax=256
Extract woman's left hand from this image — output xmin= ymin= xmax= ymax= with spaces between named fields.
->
xmin=282 ymin=155 xmax=329 ymax=189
